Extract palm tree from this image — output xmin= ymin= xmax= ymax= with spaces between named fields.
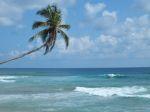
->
xmin=0 ymin=5 xmax=70 ymax=64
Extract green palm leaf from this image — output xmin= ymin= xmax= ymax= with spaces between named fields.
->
xmin=36 ymin=5 xmax=52 ymax=18
xmin=32 ymin=21 xmax=48 ymax=29
xmin=44 ymin=36 xmax=55 ymax=54
xmin=29 ymin=29 xmax=49 ymax=42
xmin=58 ymin=29 xmax=69 ymax=48
xmin=49 ymin=36 xmax=56 ymax=51
xmin=59 ymin=24 xmax=70 ymax=30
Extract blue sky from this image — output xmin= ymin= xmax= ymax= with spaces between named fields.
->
xmin=0 ymin=0 xmax=150 ymax=68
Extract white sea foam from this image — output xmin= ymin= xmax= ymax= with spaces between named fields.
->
xmin=0 ymin=76 xmax=28 ymax=83
xmin=0 ymin=93 xmax=51 ymax=101
xmin=0 ymin=92 xmax=74 ymax=101
xmin=74 ymin=86 xmax=150 ymax=98
xmin=105 ymin=74 xmax=124 ymax=78
xmin=121 ymin=94 xmax=150 ymax=98
xmin=0 ymin=80 xmax=16 ymax=83
xmin=0 ymin=76 xmax=17 ymax=79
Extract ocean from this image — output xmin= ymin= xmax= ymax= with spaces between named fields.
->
xmin=0 ymin=68 xmax=150 ymax=112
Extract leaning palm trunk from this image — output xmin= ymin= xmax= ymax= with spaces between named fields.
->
xmin=0 ymin=44 xmax=45 ymax=65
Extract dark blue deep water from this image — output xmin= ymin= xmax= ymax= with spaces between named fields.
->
xmin=0 ymin=68 xmax=150 ymax=112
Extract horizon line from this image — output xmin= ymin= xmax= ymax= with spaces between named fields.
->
xmin=0 ymin=67 xmax=150 ymax=69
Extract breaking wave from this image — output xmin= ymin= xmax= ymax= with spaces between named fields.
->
xmin=105 ymin=74 xmax=125 ymax=78
xmin=74 ymin=86 xmax=150 ymax=98
xmin=0 ymin=76 xmax=28 ymax=83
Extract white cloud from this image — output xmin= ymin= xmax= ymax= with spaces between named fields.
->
xmin=0 ymin=0 xmax=76 ymax=26
xmin=135 ymin=0 xmax=150 ymax=13
xmin=138 ymin=14 xmax=150 ymax=26
xmin=87 ymin=3 xmax=150 ymax=50
xmin=56 ymin=13 xmax=150 ymax=58
xmin=0 ymin=0 xmax=23 ymax=26
xmin=95 ymin=10 xmax=117 ymax=29
xmin=56 ymin=34 xmax=119 ymax=57
xmin=84 ymin=2 xmax=117 ymax=29
xmin=102 ymin=14 xmax=150 ymax=58
xmin=97 ymin=35 xmax=118 ymax=46
xmin=85 ymin=2 xmax=106 ymax=17
xmin=9 ymin=50 xmax=20 ymax=57
xmin=0 ymin=17 xmax=14 ymax=26
xmin=102 ymin=10 xmax=117 ymax=21
xmin=1 ymin=0 xmax=149 ymax=61
xmin=7 ymin=39 xmax=43 ymax=59
xmin=57 ymin=36 xmax=94 ymax=54
xmin=3 ymin=13 xmax=149 ymax=60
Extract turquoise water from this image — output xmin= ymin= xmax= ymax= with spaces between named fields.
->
xmin=0 ymin=68 xmax=150 ymax=112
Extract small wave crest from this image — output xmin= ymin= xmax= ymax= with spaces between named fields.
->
xmin=74 ymin=86 xmax=150 ymax=98
xmin=0 ymin=76 xmax=28 ymax=83
xmin=105 ymin=74 xmax=125 ymax=78
xmin=0 ymin=93 xmax=51 ymax=101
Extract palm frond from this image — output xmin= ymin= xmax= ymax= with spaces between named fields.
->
xmin=31 ymin=5 xmax=70 ymax=54
xmin=59 ymin=24 xmax=70 ymax=30
xmin=36 ymin=5 xmax=52 ymax=18
xmin=58 ymin=29 xmax=69 ymax=48
xmin=44 ymin=31 xmax=57 ymax=54
xmin=29 ymin=29 xmax=49 ymax=42
xmin=49 ymin=36 xmax=56 ymax=52
xmin=37 ymin=9 xmax=49 ymax=18
xmin=44 ymin=45 xmax=50 ymax=55
xmin=32 ymin=21 xmax=48 ymax=29
xmin=44 ymin=36 xmax=54 ymax=54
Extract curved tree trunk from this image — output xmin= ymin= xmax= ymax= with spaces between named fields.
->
xmin=0 ymin=44 xmax=45 ymax=65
